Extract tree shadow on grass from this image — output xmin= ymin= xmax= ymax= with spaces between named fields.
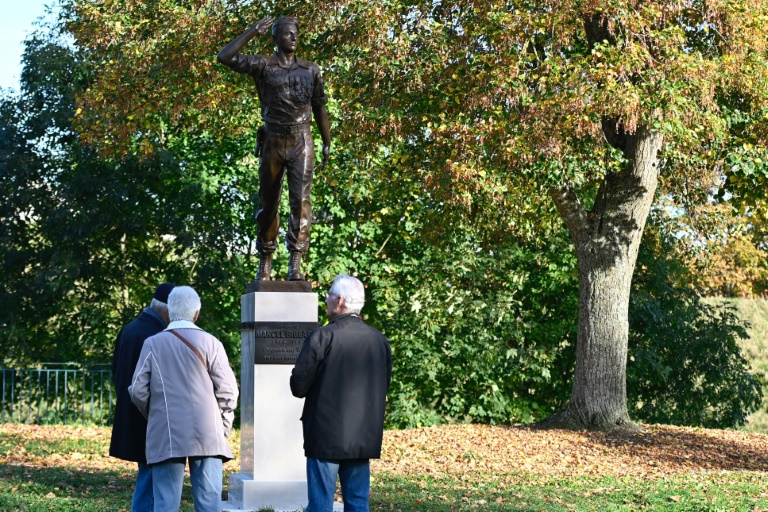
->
xmin=590 ymin=428 xmax=768 ymax=472
xmin=0 ymin=463 xmax=198 ymax=511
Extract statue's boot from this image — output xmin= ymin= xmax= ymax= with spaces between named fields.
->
xmin=256 ymin=253 xmax=272 ymax=281
xmin=287 ymin=252 xmax=306 ymax=281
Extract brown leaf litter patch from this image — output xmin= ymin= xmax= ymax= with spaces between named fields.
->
xmin=1 ymin=423 xmax=767 ymax=481
xmin=374 ymin=423 xmax=768 ymax=480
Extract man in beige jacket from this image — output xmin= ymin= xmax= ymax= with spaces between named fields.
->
xmin=129 ymin=285 xmax=238 ymax=512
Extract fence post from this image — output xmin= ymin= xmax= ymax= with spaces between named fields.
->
xmin=54 ymin=371 xmax=60 ymax=424
xmin=11 ymin=369 xmax=17 ymax=423
xmin=37 ymin=371 xmax=43 ymax=424
xmin=1 ymin=370 xmax=6 ymax=423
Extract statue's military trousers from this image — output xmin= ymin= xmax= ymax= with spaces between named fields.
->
xmin=256 ymin=123 xmax=314 ymax=255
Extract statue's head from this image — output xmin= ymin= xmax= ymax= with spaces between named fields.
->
xmin=272 ymin=17 xmax=300 ymax=38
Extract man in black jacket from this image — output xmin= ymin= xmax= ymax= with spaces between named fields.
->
xmin=291 ymin=275 xmax=392 ymax=512
xmin=110 ymin=282 xmax=174 ymax=512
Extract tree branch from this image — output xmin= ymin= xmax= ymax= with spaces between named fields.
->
xmin=549 ymin=185 xmax=588 ymax=246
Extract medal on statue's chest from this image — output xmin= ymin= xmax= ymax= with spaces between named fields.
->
xmin=289 ymin=75 xmax=312 ymax=104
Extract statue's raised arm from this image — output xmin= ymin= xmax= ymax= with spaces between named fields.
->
xmin=217 ymin=17 xmax=275 ymax=65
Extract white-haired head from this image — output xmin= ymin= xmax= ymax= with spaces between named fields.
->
xmin=167 ymin=286 xmax=201 ymax=323
xmin=328 ymin=274 xmax=365 ymax=315
xmin=149 ymin=298 xmax=170 ymax=324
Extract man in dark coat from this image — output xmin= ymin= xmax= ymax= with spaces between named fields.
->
xmin=290 ymin=275 xmax=392 ymax=512
xmin=110 ymin=282 xmax=174 ymax=512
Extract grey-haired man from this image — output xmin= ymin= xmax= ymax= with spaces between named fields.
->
xmin=290 ymin=275 xmax=392 ymax=511
xmin=129 ymin=286 xmax=239 ymax=512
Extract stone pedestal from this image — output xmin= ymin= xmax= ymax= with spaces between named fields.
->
xmin=225 ymin=281 xmax=317 ymax=512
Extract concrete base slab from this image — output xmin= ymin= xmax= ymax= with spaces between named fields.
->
xmin=222 ymin=499 xmax=344 ymax=512
xmin=227 ymin=474 xmax=307 ymax=511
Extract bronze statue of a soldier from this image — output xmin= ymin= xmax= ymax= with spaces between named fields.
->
xmin=218 ymin=16 xmax=331 ymax=281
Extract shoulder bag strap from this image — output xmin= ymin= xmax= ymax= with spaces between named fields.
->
xmin=168 ymin=329 xmax=207 ymax=369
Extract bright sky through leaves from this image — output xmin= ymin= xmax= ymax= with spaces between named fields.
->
xmin=0 ymin=0 xmax=57 ymax=92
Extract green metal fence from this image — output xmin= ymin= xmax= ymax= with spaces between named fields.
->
xmin=0 ymin=365 xmax=114 ymax=425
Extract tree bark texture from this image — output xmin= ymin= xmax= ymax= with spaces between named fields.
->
xmin=542 ymin=125 xmax=664 ymax=431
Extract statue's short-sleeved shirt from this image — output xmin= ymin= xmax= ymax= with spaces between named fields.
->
xmin=226 ymin=53 xmax=327 ymax=126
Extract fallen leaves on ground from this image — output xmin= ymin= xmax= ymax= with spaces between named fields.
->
xmin=0 ymin=424 xmax=241 ymax=475
xmin=1 ymin=423 xmax=766 ymax=482
xmin=373 ymin=424 xmax=768 ymax=480
xmin=0 ymin=424 xmax=126 ymax=471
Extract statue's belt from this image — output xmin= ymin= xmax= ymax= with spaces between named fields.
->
xmin=264 ymin=122 xmax=311 ymax=135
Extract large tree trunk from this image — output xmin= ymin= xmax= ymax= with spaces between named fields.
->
xmin=540 ymin=124 xmax=663 ymax=432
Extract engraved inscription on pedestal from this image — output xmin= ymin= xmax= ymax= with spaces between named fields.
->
xmin=240 ymin=321 xmax=319 ymax=364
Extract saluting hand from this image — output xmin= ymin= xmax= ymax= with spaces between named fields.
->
xmin=251 ymin=17 xmax=275 ymax=36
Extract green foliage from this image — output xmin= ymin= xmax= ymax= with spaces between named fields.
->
xmin=376 ymin=240 xmax=578 ymax=428
xmin=3 ymin=0 xmax=765 ymax=433
xmin=4 ymin=31 xmax=760 ymax=425
xmin=0 ymin=28 xmax=256 ymax=366
xmin=627 ymin=212 xmax=764 ymax=428
xmin=302 ymin=129 xmax=579 ymax=428
xmin=718 ymin=107 xmax=768 ymax=217
xmin=724 ymin=297 xmax=768 ymax=433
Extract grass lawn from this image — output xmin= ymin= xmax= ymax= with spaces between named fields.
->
xmin=1 ymin=423 xmax=767 ymax=511
xmin=710 ymin=298 xmax=768 ymax=434
xmin=732 ymin=298 xmax=768 ymax=434
xmin=1 ymin=298 xmax=766 ymax=510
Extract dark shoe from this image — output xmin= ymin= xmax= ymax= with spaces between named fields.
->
xmin=256 ymin=253 xmax=272 ymax=281
xmin=287 ymin=252 xmax=306 ymax=281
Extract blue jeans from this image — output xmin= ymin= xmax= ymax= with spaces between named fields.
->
xmin=132 ymin=461 xmax=153 ymax=512
xmin=151 ymin=457 xmax=222 ymax=512
xmin=306 ymin=457 xmax=370 ymax=512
